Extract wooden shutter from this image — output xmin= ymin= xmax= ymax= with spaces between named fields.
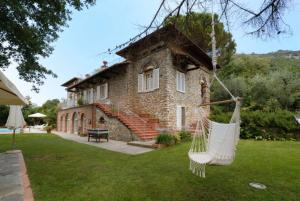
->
xmin=153 ymin=68 xmax=159 ymax=89
xmin=90 ymin=88 xmax=93 ymax=103
xmin=83 ymin=90 xmax=87 ymax=104
xmin=97 ymin=85 xmax=100 ymax=100
xmin=138 ymin=73 xmax=144 ymax=92
xmin=176 ymin=71 xmax=186 ymax=92
xmin=176 ymin=105 xmax=182 ymax=129
xmin=176 ymin=71 xmax=180 ymax=91
xmin=104 ymin=83 xmax=108 ymax=99
xmin=182 ymin=72 xmax=186 ymax=92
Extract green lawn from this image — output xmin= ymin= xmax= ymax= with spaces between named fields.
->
xmin=0 ymin=134 xmax=299 ymax=201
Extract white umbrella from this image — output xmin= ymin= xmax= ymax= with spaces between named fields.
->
xmin=0 ymin=70 xmax=27 ymax=105
xmin=28 ymin=113 xmax=47 ymax=118
xmin=6 ymin=105 xmax=26 ymax=149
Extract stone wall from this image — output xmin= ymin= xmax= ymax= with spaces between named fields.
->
xmin=95 ymin=108 xmax=139 ymax=141
xmin=165 ymin=62 xmax=210 ymax=130
xmin=106 ymin=66 xmax=131 ymax=111
xmin=127 ymin=48 xmax=172 ymax=128
xmin=125 ymin=47 xmax=210 ymax=130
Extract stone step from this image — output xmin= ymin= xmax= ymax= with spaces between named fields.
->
xmin=127 ymin=140 xmax=156 ymax=148
xmin=95 ymin=103 xmax=160 ymax=141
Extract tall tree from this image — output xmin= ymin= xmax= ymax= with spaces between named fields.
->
xmin=0 ymin=0 xmax=96 ymax=92
xmin=165 ymin=12 xmax=236 ymax=66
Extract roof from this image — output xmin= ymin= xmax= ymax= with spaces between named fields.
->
xmin=61 ymin=77 xmax=81 ymax=87
xmin=116 ymin=24 xmax=218 ymax=70
xmin=67 ymin=60 xmax=130 ymax=91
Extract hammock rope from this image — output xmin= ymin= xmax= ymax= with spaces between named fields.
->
xmin=188 ymin=0 xmax=241 ymax=178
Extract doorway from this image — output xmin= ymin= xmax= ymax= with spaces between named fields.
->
xmin=176 ymin=105 xmax=186 ymax=130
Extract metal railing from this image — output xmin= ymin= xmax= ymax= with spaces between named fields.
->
xmin=59 ymin=99 xmax=77 ymax=109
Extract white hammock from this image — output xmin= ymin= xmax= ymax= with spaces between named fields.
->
xmin=188 ymin=0 xmax=241 ymax=178
xmin=189 ymin=100 xmax=241 ymax=177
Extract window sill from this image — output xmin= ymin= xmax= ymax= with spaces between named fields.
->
xmin=177 ymin=90 xmax=185 ymax=93
xmin=138 ymin=88 xmax=159 ymax=93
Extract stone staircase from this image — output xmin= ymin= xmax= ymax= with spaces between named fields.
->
xmin=95 ymin=103 xmax=159 ymax=140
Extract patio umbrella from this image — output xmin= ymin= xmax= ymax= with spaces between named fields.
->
xmin=0 ymin=70 xmax=27 ymax=105
xmin=28 ymin=113 xmax=47 ymax=128
xmin=28 ymin=113 xmax=47 ymax=118
xmin=5 ymin=105 xmax=26 ymax=149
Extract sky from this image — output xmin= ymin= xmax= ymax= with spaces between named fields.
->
xmin=3 ymin=0 xmax=300 ymax=106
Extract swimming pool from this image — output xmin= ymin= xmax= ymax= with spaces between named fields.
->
xmin=0 ymin=128 xmax=20 ymax=134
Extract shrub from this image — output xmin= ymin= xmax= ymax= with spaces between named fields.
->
xmin=178 ymin=130 xmax=192 ymax=141
xmin=211 ymin=109 xmax=300 ymax=140
xmin=173 ymin=133 xmax=181 ymax=144
xmin=156 ymin=132 xmax=174 ymax=146
xmin=77 ymin=97 xmax=83 ymax=106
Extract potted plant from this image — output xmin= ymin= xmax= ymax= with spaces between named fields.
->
xmin=77 ymin=97 xmax=83 ymax=106
xmin=45 ymin=125 xmax=53 ymax=133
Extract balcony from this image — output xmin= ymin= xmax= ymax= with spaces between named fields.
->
xmin=59 ymin=99 xmax=77 ymax=110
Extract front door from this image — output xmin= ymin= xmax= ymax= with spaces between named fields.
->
xmin=176 ymin=105 xmax=186 ymax=130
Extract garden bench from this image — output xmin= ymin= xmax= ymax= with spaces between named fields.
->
xmin=87 ymin=128 xmax=109 ymax=142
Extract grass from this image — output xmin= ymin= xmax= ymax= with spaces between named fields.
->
xmin=0 ymin=134 xmax=299 ymax=201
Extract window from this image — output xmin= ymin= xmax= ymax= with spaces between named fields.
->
xmin=138 ymin=68 xmax=159 ymax=92
xmin=145 ymin=71 xmax=153 ymax=91
xmin=97 ymin=83 xmax=108 ymax=100
xmin=176 ymin=71 xmax=185 ymax=93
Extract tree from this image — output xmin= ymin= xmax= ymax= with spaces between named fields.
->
xmin=40 ymin=99 xmax=60 ymax=127
xmin=212 ymin=54 xmax=300 ymax=111
xmin=0 ymin=0 xmax=96 ymax=92
xmin=165 ymin=12 xmax=236 ymax=66
xmin=106 ymin=0 xmax=292 ymax=56
xmin=22 ymin=96 xmax=39 ymax=125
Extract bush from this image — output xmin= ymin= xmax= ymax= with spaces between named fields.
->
xmin=211 ymin=109 xmax=300 ymax=140
xmin=156 ymin=132 xmax=174 ymax=146
xmin=178 ymin=130 xmax=192 ymax=141
xmin=173 ymin=133 xmax=181 ymax=144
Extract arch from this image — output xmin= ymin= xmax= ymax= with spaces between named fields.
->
xmin=72 ymin=112 xmax=78 ymax=134
xmin=60 ymin=115 xmax=64 ymax=131
xmin=80 ymin=113 xmax=86 ymax=135
xmin=139 ymin=59 xmax=159 ymax=74
xmin=65 ymin=113 xmax=69 ymax=133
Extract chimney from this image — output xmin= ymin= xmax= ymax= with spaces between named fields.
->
xmin=101 ymin=61 xmax=108 ymax=69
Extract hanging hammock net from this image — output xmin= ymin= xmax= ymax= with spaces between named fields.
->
xmin=188 ymin=0 xmax=241 ymax=178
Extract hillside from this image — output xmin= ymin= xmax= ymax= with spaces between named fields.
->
xmin=211 ymin=50 xmax=300 ymax=140
xmin=239 ymin=50 xmax=300 ymax=59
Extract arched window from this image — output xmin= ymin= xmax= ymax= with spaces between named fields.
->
xmin=138 ymin=61 xmax=160 ymax=92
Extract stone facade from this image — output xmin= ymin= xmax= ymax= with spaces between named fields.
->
xmin=127 ymin=48 xmax=171 ymax=127
xmin=57 ymin=26 xmax=213 ymax=140
xmin=95 ymin=109 xmax=139 ymax=141
xmin=126 ymin=47 xmax=210 ymax=130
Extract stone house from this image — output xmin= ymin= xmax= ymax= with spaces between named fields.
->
xmin=57 ymin=25 xmax=213 ymax=141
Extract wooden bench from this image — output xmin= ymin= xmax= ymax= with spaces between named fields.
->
xmin=87 ymin=128 xmax=109 ymax=142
